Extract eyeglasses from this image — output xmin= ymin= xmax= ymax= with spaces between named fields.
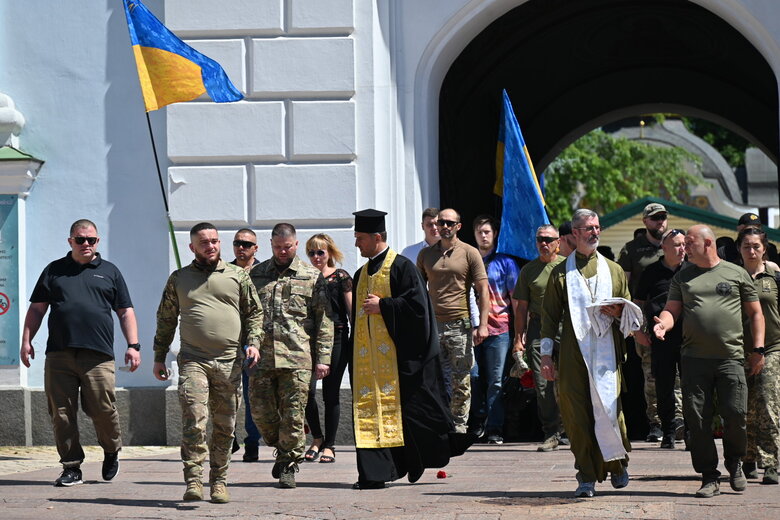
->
xmin=307 ymin=249 xmax=326 ymax=257
xmin=233 ymin=240 xmax=256 ymax=249
xmin=536 ymin=236 xmax=559 ymax=243
xmin=72 ymin=236 xmax=98 ymax=245
xmin=436 ymin=219 xmax=459 ymax=227
xmin=648 ymin=213 xmax=668 ymax=221
xmin=575 ymin=225 xmax=601 ymax=233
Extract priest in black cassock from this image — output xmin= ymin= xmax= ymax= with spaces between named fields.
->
xmin=349 ymin=209 xmax=474 ymax=490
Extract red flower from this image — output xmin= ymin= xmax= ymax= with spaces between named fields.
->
xmin=519 ymin=370 xmax=535 ymax=389
xmin=436 ymin=470 xmax=447 ymax=479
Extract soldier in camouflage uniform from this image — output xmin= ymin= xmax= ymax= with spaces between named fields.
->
xmin=249 ymin=223 xmax=333 ymax=488
xmin=738 ymin=226 xmax=780 ymax=484
xmin=153 ymin=222 xmax=263 ymax=504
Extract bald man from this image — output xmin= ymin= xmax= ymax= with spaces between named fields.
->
xmin=654 ymin=225 xmax=765 ymax=498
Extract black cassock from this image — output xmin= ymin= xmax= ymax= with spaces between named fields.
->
xmin=349 ymin=248 xmax=474 ymax=484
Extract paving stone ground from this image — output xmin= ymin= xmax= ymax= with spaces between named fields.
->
xmin=1 ymin=441 xmax=779 ymax=520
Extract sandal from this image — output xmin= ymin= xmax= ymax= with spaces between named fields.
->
xmin=304 ymin=448 xmax=320 ymax=462
xmin=319 ymin=447 xmax=336 ymax=463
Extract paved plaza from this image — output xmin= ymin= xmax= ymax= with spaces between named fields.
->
xmin=2 ymin=441 xmax=780 ymax=519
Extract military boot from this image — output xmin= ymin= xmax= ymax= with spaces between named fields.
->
xmin=183 ymin=480 xmax=203 ymax=501
xmin=279 ymin=462 xmax=299 ymax=489
xmin=210 ymin=481 xmax=229 ymax=503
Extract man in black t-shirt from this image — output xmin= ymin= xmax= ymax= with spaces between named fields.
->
xmin=634 ymin=228 xmax=687 ymax=449
xmin=20 ymin=219 xmax=140 ymax=488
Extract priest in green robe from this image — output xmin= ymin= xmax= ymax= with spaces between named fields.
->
xmin=539 ymin=209 xmax=634 ymax=497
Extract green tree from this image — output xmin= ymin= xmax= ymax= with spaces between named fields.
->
xmin=682 ymin=117 xmax=749 ymax=168
xmin=543 ymin=129 xmax=701 ymax=221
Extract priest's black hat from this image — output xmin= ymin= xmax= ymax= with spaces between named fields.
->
xmin=353 ymin=209 xmax=387 ymax=233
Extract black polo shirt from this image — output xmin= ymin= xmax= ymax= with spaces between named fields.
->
xmin=30 ymin=252 xmax=133 ymax=357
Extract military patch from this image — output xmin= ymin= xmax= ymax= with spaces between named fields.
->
xmin=762 ymin=278 xmax=772 ymax=293
xmin=716 ymin=282 xmax=732 ymax=296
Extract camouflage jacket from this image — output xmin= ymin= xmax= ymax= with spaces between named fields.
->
xmin=250 ymin=255 xmax=333 ymax=369
xmin=153 ymin=259 xmax=263 ymax=363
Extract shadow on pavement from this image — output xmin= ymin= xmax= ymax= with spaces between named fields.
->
xmin=49 ymin=498 xmax=198 ymax=510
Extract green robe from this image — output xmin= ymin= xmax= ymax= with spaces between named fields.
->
xmin=540 ymin=251 xmax=632 ymax=483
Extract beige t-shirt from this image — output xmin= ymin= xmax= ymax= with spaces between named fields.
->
xmin=417 ymin=240 xmax=487 ymax=322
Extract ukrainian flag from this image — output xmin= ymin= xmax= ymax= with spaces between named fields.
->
xmin=495 ymin=89 xmax=549 ymax=260
xmin=123 ymin=0 xmax=243 ymax=112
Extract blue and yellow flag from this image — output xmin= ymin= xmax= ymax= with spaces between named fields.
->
xmin=122 ymin=0 xmax=243 ymax=111
xmin=495 ymin=89 xmax=549 ymax=260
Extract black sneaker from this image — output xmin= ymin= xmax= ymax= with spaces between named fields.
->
xmin=102 ymin=451 xmax=119 ymax=481
xmin=646 ymin=424 xmax=663 ymax=442
xmin=55 ymin=467 xmax=83 ymax=487
xmin=660 ymin=435 xmax=675 ymax=449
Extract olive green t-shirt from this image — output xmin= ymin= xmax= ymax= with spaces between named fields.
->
xmin=513 ymin=256 xmax=565 ymax=316
xmin=744 ymin=265 xmax=780 ymax=355
xmin=668 ymin=261 xmax=758 ymax=360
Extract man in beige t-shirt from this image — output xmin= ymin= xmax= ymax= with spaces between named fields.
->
xmin=417 ymin=208 xmax=489 ymax=433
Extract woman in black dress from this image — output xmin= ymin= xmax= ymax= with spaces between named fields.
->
xmin=303 ymin=234 xmax=353 ymax=463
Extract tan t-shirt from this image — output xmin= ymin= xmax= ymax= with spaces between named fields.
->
xmin=417 ymin=240 xmax=487 ymax=322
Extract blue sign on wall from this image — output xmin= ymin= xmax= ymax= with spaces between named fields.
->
xmin=0 ymin=195 xmax=20 ymax=365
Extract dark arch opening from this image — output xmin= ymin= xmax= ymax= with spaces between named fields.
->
xmin=439 ymin=0 xmax=778 ymax=441
xmin=439 ymin=0 xmax=778 ymax=228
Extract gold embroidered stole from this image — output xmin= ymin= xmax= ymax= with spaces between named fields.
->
xmin=353 ymin=249 xmax=404 ymax=448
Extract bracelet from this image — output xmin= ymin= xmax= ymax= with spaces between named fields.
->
xmin=127 ymin=343 xmax=141 ymax=351
xmin=753 ymin=347 xmax=766 ymax=356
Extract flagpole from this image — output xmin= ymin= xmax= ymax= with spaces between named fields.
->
xmin=145 ymin=112 xmax=182 ymax=269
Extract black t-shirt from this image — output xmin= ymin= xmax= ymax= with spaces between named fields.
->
xmin=322 ymin=268 xmax=353 ymax=328
xmin=30 ymin=252 xmax=133 ymax=357
xmin=635 ymin=257 xmax=689 ymax=344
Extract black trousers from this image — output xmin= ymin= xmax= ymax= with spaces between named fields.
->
xmin=305 ymin=326 xmax=349 ymax=449
xmin=651 ymin=337 xmax=682 ymax=436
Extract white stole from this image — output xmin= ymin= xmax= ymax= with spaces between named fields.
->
xmin=565 ymin=252 xmax=627 ymax=462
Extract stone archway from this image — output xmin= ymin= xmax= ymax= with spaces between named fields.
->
xmin=436 ymin=0 xmax=779 ymax=229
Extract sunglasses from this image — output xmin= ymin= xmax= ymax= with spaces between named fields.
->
xmin=663 ymin=229 xmax=685 ymax=241
xmin=307 ymin=249 xmax=326 ymax=257
xmin=647 ymin=213 xmax=668 ymax=221
xmin=536 ymin=236 xmax=559 ymax=243
xmin=233 ymin=240 xmax=256 ymax=249
xmin=436 ymin=219 xmax=459 ymax=227
xmin=72 ymin=236 xmax=98 ymax=245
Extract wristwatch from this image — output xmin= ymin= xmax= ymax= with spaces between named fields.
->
xmin=127 ymin=343 xmax=141 ymax=351
xmin=753 ymin=347 xmax=766 ymax=356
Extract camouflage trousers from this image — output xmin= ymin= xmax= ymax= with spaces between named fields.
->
xmin=746 ymin=352 xmax=780 ymax=469
xmin=637 ymin=342 xmax=682 ymax=424
xmin=438 ymin=318 xmax=474 ymax=433
xmin=177 ymin=354 xmax=241 ymax=484
xmin=250 ymin=368 xmax=311 ymax=464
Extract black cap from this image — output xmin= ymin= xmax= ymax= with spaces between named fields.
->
xmin=738 ymin=212 xmax=760 ymax=226
xmin=353 ymin=209 xmax=387 ymax=233
xmin=559 ymin=221 xmax=573 ymax=236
